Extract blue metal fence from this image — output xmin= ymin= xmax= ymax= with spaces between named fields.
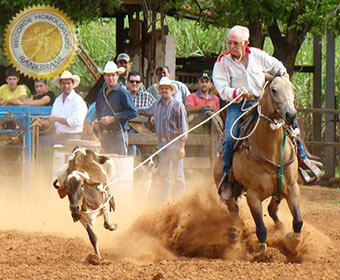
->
xmin=0 ymin=106 xmax=52 ymax=162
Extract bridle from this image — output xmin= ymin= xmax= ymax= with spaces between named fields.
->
xmin=260 ymin=74 xmax=295 ymax=128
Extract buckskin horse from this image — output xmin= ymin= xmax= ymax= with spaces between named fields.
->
xmin=214 ymin=74 xmax=302 ymax=252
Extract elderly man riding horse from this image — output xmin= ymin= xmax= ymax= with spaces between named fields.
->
xmin=213 ymin=25 xmax=321 ymax=200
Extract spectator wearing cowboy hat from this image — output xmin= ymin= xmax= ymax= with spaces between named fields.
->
xmin=138 ymin=76 xmax=188 ymax=202
xmin=146 ymin=66 xmax=190 ymax=104
xmin=116 ymin=53 xmax=131 ymax=88
xmin=93 ymin=61 xmax=137 ymax=155
xmin=35 ymin=70 xmax=88 ymax=146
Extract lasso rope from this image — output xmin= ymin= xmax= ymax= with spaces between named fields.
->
xmin=102 ymin=91 xmax=247 ymax=191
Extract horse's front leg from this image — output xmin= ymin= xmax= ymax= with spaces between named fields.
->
xmin=268 ymin=196 xmax=284 ymax=230
xmin=247 ymin=192 xmax=267 ymax=251
xmin=285 ymin=182 xmax=303 ymax=250
xmin=224 ymin=197 xmax=241 ymax=243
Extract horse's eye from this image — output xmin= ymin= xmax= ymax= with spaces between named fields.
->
xmin=271 ymin=89 xmax=277 ymax=95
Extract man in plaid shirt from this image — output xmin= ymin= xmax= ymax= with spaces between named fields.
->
xmin=127 ymin=71 xmax=156 ymax=109
xmin=127 ymin=71 xmax=156 ymax=155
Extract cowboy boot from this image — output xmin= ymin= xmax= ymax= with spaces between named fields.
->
xmin=217 ymin=172 xmax=233 ymax=200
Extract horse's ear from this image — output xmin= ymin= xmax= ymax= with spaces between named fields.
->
xmin=265 ymin=73 xmax=273 ymax=82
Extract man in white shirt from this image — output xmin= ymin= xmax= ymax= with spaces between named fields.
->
xmin=35 ymin=70 xmax=88 ymax=146
xmin=213 ymin=25 xmax=321 ymax=200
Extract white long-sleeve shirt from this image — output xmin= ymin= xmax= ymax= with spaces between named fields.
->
xmin=212 ymin=47 xmax=287 ymax=102
xmin=51 ymin=89 xmax=88 ymax=134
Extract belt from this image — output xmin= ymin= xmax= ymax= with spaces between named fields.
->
xmin=159 ymin=135 xmax=179 ymax=143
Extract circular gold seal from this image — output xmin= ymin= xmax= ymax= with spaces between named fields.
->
xmin=4 ymin=5 xmax=77 ymax=78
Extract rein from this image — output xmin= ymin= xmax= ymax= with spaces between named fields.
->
xmin=275 ymin=131 xmax=287 ymax=197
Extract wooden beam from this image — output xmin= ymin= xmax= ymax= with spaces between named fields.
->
xmin=297 ymin=108 xmax=340 ymax=114
xmin=128 ymin=133 xmax=210 ymax=145
xmin=324 ymin=34 xmax=336 ymax=178
xmin=116 ymin=15 xmax=125 ymax=55
xmin=306 ymin=141 xmax=340 ymax=147
xmin=312 ymin=35 xmax=322 ymax=157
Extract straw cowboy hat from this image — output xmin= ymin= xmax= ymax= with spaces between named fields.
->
xmin=101 ymin=61 xmax=125 ymax=75
xmin=54 ymin=70 xmax=81 ymax=88
xmin=154 ymin=77 xmax=178 ymax=94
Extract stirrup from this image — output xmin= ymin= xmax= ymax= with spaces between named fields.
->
xmin=298 ymin=167 xmax=321 ymax=184
xmin=299 ymin=167 xmax=316 ymax=184
xmin=299 ymin=158 xmax=322 ymax=182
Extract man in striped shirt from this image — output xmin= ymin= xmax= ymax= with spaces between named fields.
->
xmin=139 ymin=77 xmax=188 ymax=202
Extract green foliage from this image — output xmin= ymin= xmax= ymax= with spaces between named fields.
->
xmin=180 ymin=0 xmax=340 ymax=35
xmin=70 ymin=18 xmax=117 ymax=87
xmin=166 ymin=17 xmax=228 ymax=57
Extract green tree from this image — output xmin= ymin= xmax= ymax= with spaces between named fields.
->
xmin=172 ymin=0 xmax=340 ymax=76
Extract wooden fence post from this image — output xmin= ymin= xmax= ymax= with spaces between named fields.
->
xmin=325 ymin=34 xmax=336 ymax=178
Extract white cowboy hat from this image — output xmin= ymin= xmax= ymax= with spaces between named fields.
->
xmin=54 ymin=70 xmax=81 ymax=88
xmin=154 ymin=77 xmax=178 ymax=95
xmin=101 ymin=61 xmax=125 ymax=75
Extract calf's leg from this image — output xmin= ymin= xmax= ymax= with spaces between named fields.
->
xmin=102 ymin=204 xmax=117 ymax=231
xmin=81 ymin=220 xmax=101 ymax=258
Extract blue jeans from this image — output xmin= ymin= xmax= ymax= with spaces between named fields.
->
xmin=222 ymin=102 xmax=254 ymax=176
xmin=100 ymin=130 xmax=128 ymax=155
xmin=127 ymin=128 xmax=140 ymax=156
xmin=294 ymin=119 xmax=307 ymax=159
xmin=157 ymin=141 xmax=186 ymax=202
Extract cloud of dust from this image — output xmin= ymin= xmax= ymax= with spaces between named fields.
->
xmin=0 ymin=161 xmax=139 ymax=243
xmin=0 ymin=161 xmax=332 ymax=264
xmin=111 ymin=176 xmax=333 ymax=264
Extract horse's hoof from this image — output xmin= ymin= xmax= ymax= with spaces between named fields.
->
xmin=86 ymin=254 xmax=112 ymax=265
xmin=285 ymin=232 xmax=301 ymax=250
xmin=104 ymin=222 xmax=117 ymax=231
xmin=226 ymin=226 xmax=240 ymax=244
xmin=275 ymin=222 xmax=285 ymax=231
xmin=259 ymin=243 xmax=267 ymax=251
xmin=87 ymin=254 xmax=101 ymax=265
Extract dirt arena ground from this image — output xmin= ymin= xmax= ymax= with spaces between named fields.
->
xmin=1 ymin=171 xmax=340 ymax=279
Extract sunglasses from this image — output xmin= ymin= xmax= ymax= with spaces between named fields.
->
xmin=129 ymin=80 xmax=141 ymax=84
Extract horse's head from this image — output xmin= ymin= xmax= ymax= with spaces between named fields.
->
xmin=64 ymin=170 xmax=90 ymax=219
xmin=264 ymin=74 xmax=297 ymax=126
